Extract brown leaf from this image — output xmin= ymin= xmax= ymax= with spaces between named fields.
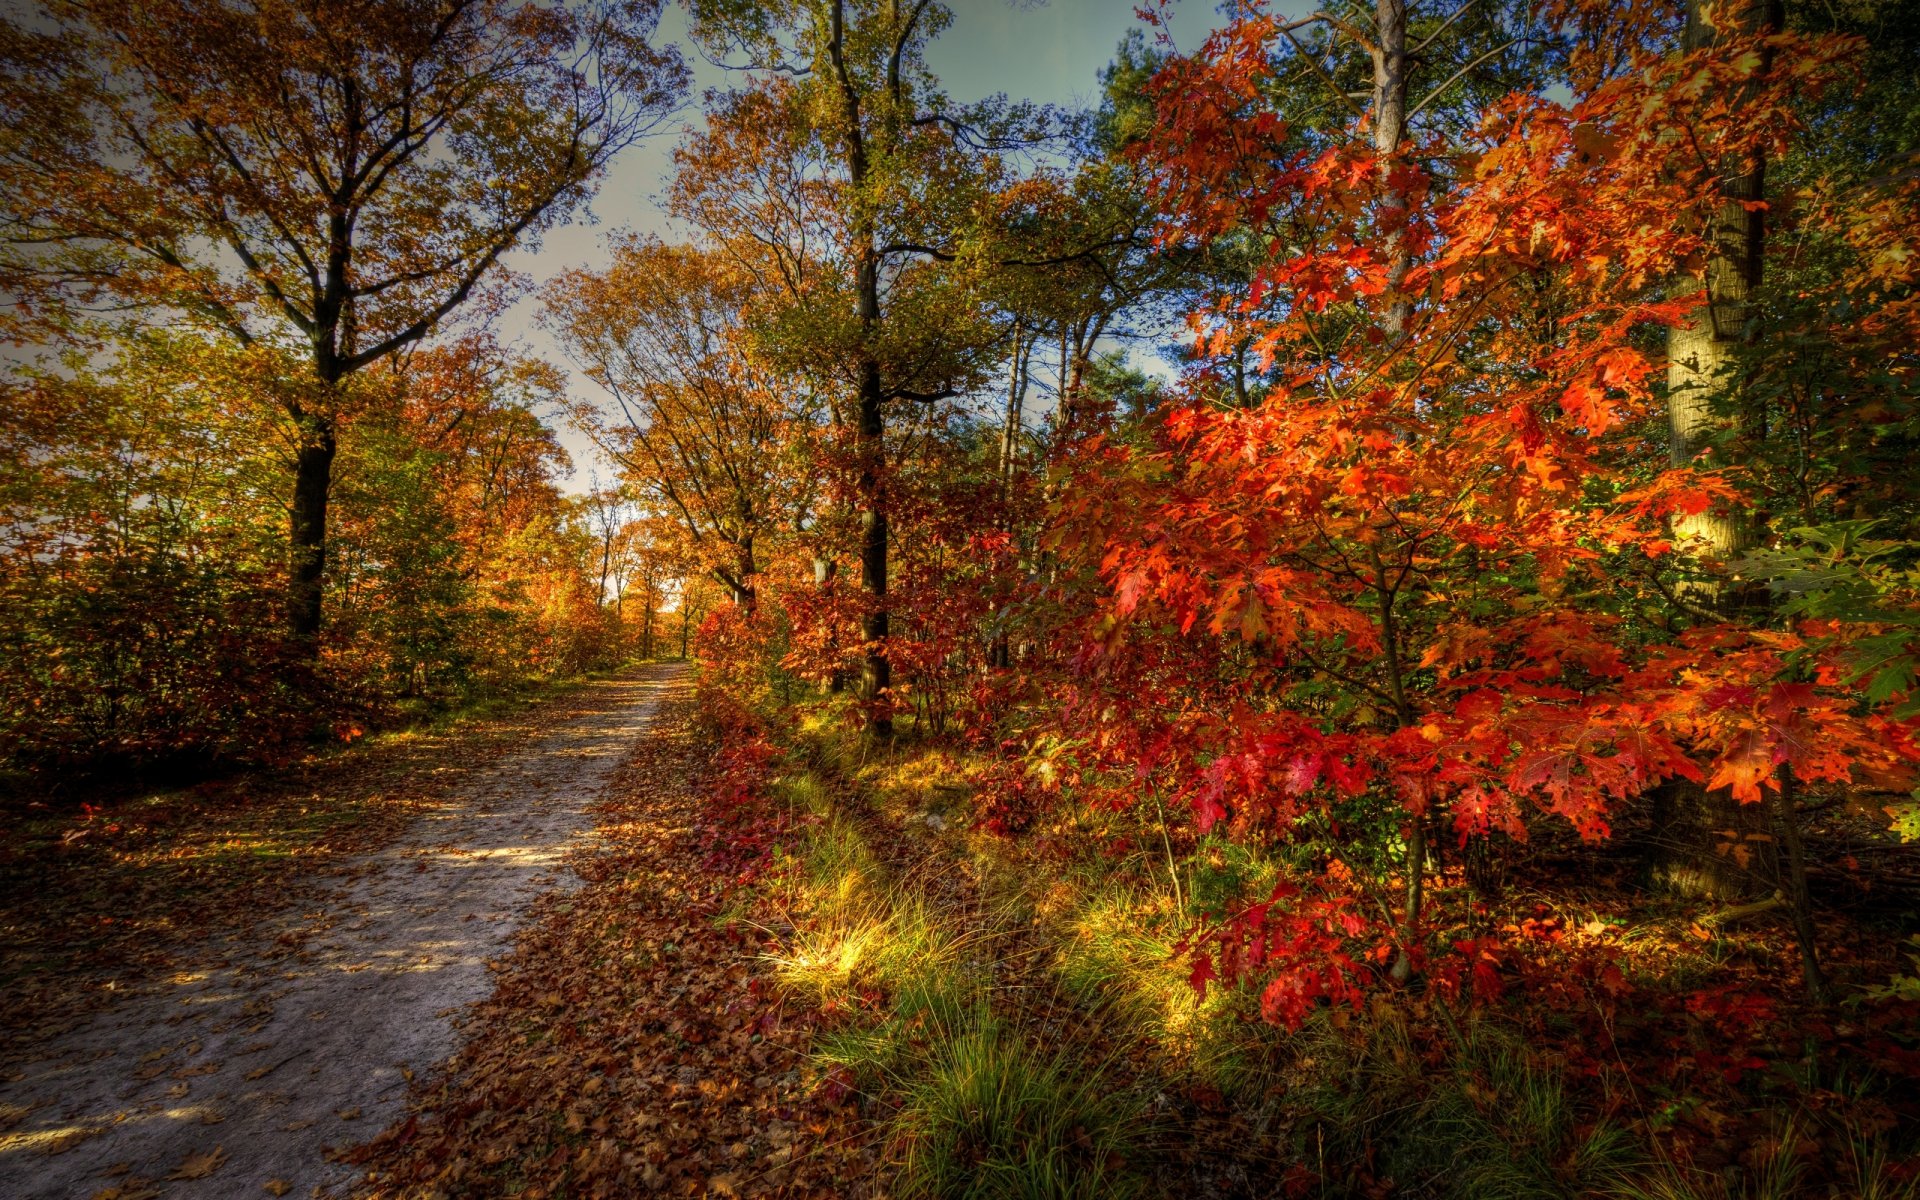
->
xmin=166 ymin=1146 xmax=227 ymax=1180
xmin=263 ymin=1180 xmax=292 ymax=1197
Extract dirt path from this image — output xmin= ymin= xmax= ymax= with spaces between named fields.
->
xmin=0 ymin=665 xmax=684 ymax=1200
xmin=347 ymin=675 xmax=873 ymax=1199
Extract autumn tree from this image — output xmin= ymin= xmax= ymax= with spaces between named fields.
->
xmin=545 ymin=237 xmax=797 ymax=608
xmin=0 ymin=326 xmax=617 ymax=770
xmin=1014 ymin=0 xmax=1918 ymax=1018
xmin=676 ymin=0 xmax=1026 ymax=734
xmin=0 ymin=0 xmax=683 ymax=652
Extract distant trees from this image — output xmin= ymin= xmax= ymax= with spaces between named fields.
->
xmin=545 ymin=239 xmax=795 ymax=609
xmin=0 ymin=332 xmax=650 ymax=773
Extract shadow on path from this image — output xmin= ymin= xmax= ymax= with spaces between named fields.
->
xmin=0 ymin=664 xmax=686 ymax=1199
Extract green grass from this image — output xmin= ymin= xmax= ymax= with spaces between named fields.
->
xmin=1286 ymin=1009 xmax=1641 ymax=1199
xmin=1048 ymin=882 xmax=1289 ymax=1102
xmin=896 ymin=1020 xmax=1146 ymax=1200
xmin=760 ymin=754 xmax=1151 ymax=1198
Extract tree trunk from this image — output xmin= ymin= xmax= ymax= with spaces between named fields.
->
xmin=1649 ymin=1 xmax=1814 ymax=952
xmin=1371 ymin=0 xmax=1413 ymax=340
xmin=642 ymin=581 xmax=654 ymax=659
xmin=829 ymin=0 xmax=891 ymax=737
xmin=1643 ymin=777 xmax=1775 ymax=900
xmin=732 ymin=535 xmax=757 ymax=609
xmin=990 ymin=328 xmax=1030 ymax=672
xmin=1666 ymin=0 xmax=1778 ymax=599
xmin=287 ymin=415 xmax=336 ymax=651
xmin=1771 ymin=770 xmax=1832 ymax=1004
xmin=857 ymin=352 xmax=891 ymax=735
xmin=1369 ymin=0 xmax=1424 ymax=985
xmin=812 ymin=556 xmax=847 ymax=693
xmin=998 ymin=326 xmax=1028 ymax=494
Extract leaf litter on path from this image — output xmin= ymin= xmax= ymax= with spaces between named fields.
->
xmin=348 ymin=678 xmax=879 ymax=1198
xmin=0 ymin=668 xmax=679 ymax=1198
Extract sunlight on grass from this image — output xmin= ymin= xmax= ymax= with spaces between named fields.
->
xmin=1045 ymin=876 xmax=1289 ymax=1101
xmin=769 ymin=914 xmax=889 ymax=1004
xmin=766 ymin=802 xmax=974 ymax=1013
xmin=761 ymin=754 xmax=1152 ymax=1198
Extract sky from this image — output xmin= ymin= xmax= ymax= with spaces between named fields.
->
xmin=497 ymin=0 xmax=1230 ymax=491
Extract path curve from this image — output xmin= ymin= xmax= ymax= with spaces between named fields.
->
xmin=0 ymin=665 xmax=683 ymax=1199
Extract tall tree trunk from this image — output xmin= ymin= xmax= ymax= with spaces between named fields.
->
xmin=287 ymin=413 xmax=336 ymax=651
xmin=1368 ymin=0 xmax=1424 ymax=984
xmin=1666 ymin=0 xmax=1778 ymax=598
xmin=829 ymin=0 xmax=891 ymax=736
xmin=1056 ymin=321 xmax=1071 ymax=428
xmin=599 ymin=527 xmax=615 ymax=606
xmin=1651 ymin=1 xmax=1828 ymax=1006
xmin=1371 ymin=0 xmax=1413 ymax=340
xmin=990 ymin=328 xmax=1030 ymax=671
xmin=642 ymin=579 xmax=654 ymax=659
xmin=998 ymin=325 xmax=1028 ymax=493
xmin=857 ymin=350 xmax=891 ymax=734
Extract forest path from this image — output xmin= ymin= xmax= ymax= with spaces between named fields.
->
xmin=0 ymin=663 xmax=685 ymax=1200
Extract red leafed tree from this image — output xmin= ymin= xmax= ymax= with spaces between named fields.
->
xmin=1043 ymin=0 xmax=1913 ymax=1019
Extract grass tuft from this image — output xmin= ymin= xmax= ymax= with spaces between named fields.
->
xmin=1289 ymin=1008 xmax=1640 ymax=1199
xmin=896 ymin=1021 xmax=1146 ymax=1200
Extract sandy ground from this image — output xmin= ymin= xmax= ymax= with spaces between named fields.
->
xmin=0 ymin=665 xmax=682 ymax=1199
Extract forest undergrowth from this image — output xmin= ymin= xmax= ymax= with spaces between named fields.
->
xmin=703 ymin=675 xmax=1920 ymax=1200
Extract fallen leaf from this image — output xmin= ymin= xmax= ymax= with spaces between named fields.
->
xmin=166 ymin=1146 xmax=227 ymax=1180
xmin=263 ymin=1180 xmax=292 ymax=1197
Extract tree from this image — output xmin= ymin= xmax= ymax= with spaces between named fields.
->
xmin=0 ymin=0 xmax=684 ymax=651
xmin=545 ymin=237 xmax=794 ymax=608
xmin=1663 ymin=0 xmax=1782 ymax=599
xmin=1037 ymin=0 xmax=1893 ymax=1016
xmin=676 ymin=0 xmax=1013 ymax=734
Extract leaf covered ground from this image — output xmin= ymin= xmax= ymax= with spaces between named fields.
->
xmin=348 ymin=674 xmax=878 ymax=1199
xmin=0 ymin=676 xmax=631 ymax=1053
xmin=0 ymin=670 xmax=674 ymax=1199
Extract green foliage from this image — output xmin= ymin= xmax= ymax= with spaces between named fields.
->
xmin=1746 ymin=522 xmax=1920 ymax=711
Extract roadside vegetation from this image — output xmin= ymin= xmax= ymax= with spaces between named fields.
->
xmin=712 ymin=681 xmax=1920 ymax=1198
